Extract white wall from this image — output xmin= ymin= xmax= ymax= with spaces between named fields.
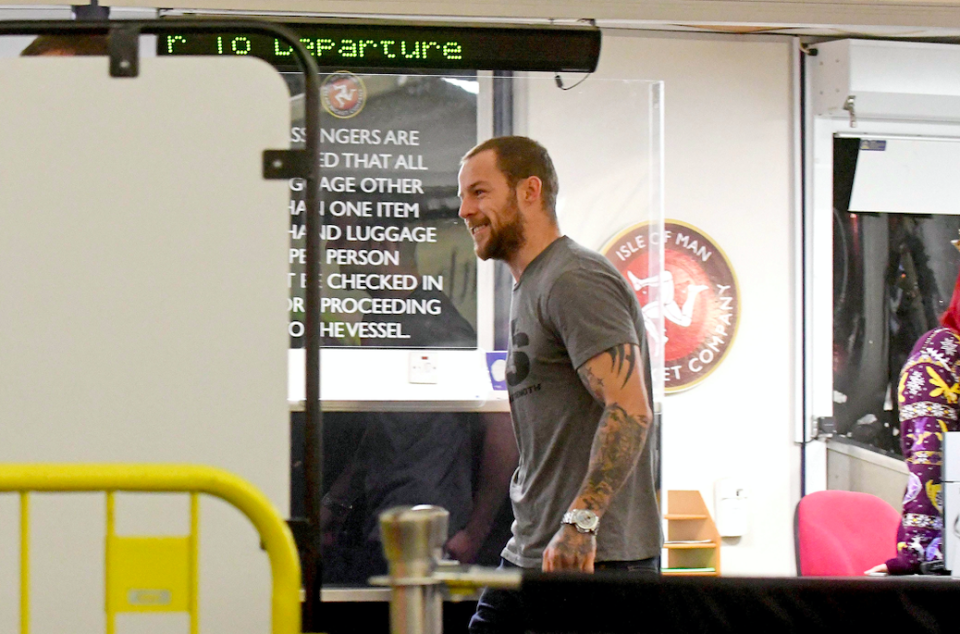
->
xmin=527 ymin=31 xmax=799 ymax=575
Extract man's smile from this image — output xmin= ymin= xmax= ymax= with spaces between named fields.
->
xmin=469 ymin=221 xmax=490 ymax=237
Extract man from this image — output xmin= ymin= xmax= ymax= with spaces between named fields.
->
xmin=458 ymin=136 xmax=661 ymax=632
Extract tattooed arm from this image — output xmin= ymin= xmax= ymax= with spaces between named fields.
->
xmin=542 ymin=342 xmax=653 ymax=573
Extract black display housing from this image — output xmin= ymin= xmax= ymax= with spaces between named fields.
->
xmin=157 ymin=21 xmax=601 ymax=72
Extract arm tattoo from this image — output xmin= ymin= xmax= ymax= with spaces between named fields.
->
xmin=551 ymin=530 xmax=595 ymax=561
xmin=577 ymin=364 xmax=605 ymax=404
xmin=574 ymin=343 xmax=651 ymax=512
xmin=605 ymin=344 xmax=637 ymax=388
xmin=578 ymin=344 xmax=638 ymax=401
xmin=580 ymin=403 xmax=650 ymax=512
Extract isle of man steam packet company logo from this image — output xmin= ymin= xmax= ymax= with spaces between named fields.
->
xmin=602 ymin=220 xmax=740 ymax=393
xmin=321 ymin=71 xmax=366 ymax=119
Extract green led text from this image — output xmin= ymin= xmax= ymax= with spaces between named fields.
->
xmin=272 ymin=38 xmax=465 ymax=62
xmin=166 ymin=35 xmax=186 ymax=54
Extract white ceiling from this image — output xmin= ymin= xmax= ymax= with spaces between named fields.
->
xmin=6 ymin=1 xmax=960 ymax=41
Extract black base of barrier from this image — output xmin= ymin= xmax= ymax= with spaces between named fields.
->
xmin=521 ymin=573 xmax=957 ymax=633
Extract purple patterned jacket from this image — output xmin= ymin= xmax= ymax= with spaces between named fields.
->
xmin=887 ymin=327 xmax=960 ymax=575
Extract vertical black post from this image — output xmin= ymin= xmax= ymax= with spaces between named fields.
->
xmin=301 ymin=47 xmax=324 ymax=633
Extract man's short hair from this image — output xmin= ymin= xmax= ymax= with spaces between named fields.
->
xmin=463 ymin=136 xmax=559 ymax=219
xmin=20 ymin=35 xmax=109 ymax=57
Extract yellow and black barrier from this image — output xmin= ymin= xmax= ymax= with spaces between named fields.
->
xmin=0 ymin=464 xmax=301 ymax=634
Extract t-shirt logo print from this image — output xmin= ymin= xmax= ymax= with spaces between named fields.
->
xmin=507 ymin=319 xmax=530 ymax=387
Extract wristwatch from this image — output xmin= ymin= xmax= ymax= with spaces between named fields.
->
xmin=561 ymin=509 xmax=600 ymax=534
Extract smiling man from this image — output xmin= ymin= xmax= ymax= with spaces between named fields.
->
xmin=458 ymin=136 xmax=662 ymax=634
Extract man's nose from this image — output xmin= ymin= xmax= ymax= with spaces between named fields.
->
xmin=458 ymin=199 xmax=473 ymax=220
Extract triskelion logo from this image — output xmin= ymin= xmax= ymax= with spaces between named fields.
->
xmin=321 ymin=71 xmax=366 ymax=119
xmin=602 ymin=220 xmax=739 ymax=393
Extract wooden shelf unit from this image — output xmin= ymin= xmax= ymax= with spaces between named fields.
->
xmin=663 ymin=490 xmax=721 ymax=576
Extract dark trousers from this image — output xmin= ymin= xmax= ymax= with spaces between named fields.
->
xmin=468 ymin=556 xmax=660 ymax=634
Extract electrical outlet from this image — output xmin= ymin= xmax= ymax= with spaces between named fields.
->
xmin=409 ymin=352 xmax=439 ymax=384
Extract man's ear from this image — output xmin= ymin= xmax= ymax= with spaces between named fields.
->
xmin=517 ymin=176 xmax=543 ymax=207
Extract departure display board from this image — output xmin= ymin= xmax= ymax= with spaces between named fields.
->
xmin=157 ymin=22 xmax=600 ymax=72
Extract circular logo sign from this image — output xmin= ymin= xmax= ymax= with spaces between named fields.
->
xmin=321 ymin=71 xmax=366 ymax=119
xmin=602 ymin=220 xmax=740 ymax=393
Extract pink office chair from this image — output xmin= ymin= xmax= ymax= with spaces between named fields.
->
xmin=795 ymin=490 xmax=901 ymax=576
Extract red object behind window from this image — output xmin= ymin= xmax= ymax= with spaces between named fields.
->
xmin=796 ymin=490 xmax=901 ymax=576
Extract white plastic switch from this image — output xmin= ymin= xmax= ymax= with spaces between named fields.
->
xmin=408 ymin=351 xmax=439 ymax=384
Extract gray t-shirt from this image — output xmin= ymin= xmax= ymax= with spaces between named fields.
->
xmin=501 ymin=236 xmax=662 ymax=568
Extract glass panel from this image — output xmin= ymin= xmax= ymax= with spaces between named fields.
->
xmin=520 ymin=72 xmax=665 ymax=402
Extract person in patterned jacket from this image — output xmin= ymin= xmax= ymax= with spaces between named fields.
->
xmin=866 ymin=265 xmax=960 ymax=575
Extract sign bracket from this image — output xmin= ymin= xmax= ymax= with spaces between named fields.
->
xmin=108 ymin=24 xmax=139 ymax=78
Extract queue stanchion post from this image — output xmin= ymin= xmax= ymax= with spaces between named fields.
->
xmin=375 ymin=506 xmax=448 ymax=634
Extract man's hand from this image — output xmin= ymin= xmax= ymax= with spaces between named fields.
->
xmin=865 ymin=563 xmax=888 ymax=576
xmin=443 ymin=412 xmax=517 ymax=565
xmin=445 ymin=528 xmax=485 ymax=564
xmin=542 ymin=525 xmax=597 ymax=572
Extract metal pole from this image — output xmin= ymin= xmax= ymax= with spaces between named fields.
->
xmin=379 ymin=506 xmax=449 ymax=634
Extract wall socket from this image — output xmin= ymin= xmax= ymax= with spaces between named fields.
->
xmin=408 ymin=352 xmax=439 ymax=384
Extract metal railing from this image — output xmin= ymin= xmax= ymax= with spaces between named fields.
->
xmin=374 ymin=505 xmax=521 ymax=634
xmin=0 ymin=464 xmax=301 ymax=634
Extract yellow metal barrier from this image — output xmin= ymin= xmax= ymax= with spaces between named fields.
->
xmin=0 ymin=464 xmax=301 ymax=634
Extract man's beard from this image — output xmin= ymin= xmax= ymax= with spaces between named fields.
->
xmin=477 ymin=194 xmax=526 ymax=261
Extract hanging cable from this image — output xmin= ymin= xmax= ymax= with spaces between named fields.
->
xmin=554 ymin=72 xmax=592 ymax=91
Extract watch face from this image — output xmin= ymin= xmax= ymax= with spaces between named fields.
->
xmin=574 ymin=509 xmax=599 ymax=531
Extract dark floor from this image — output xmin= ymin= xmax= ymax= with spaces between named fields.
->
xmin=317 ymin=600 xmax=478 ymax=634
